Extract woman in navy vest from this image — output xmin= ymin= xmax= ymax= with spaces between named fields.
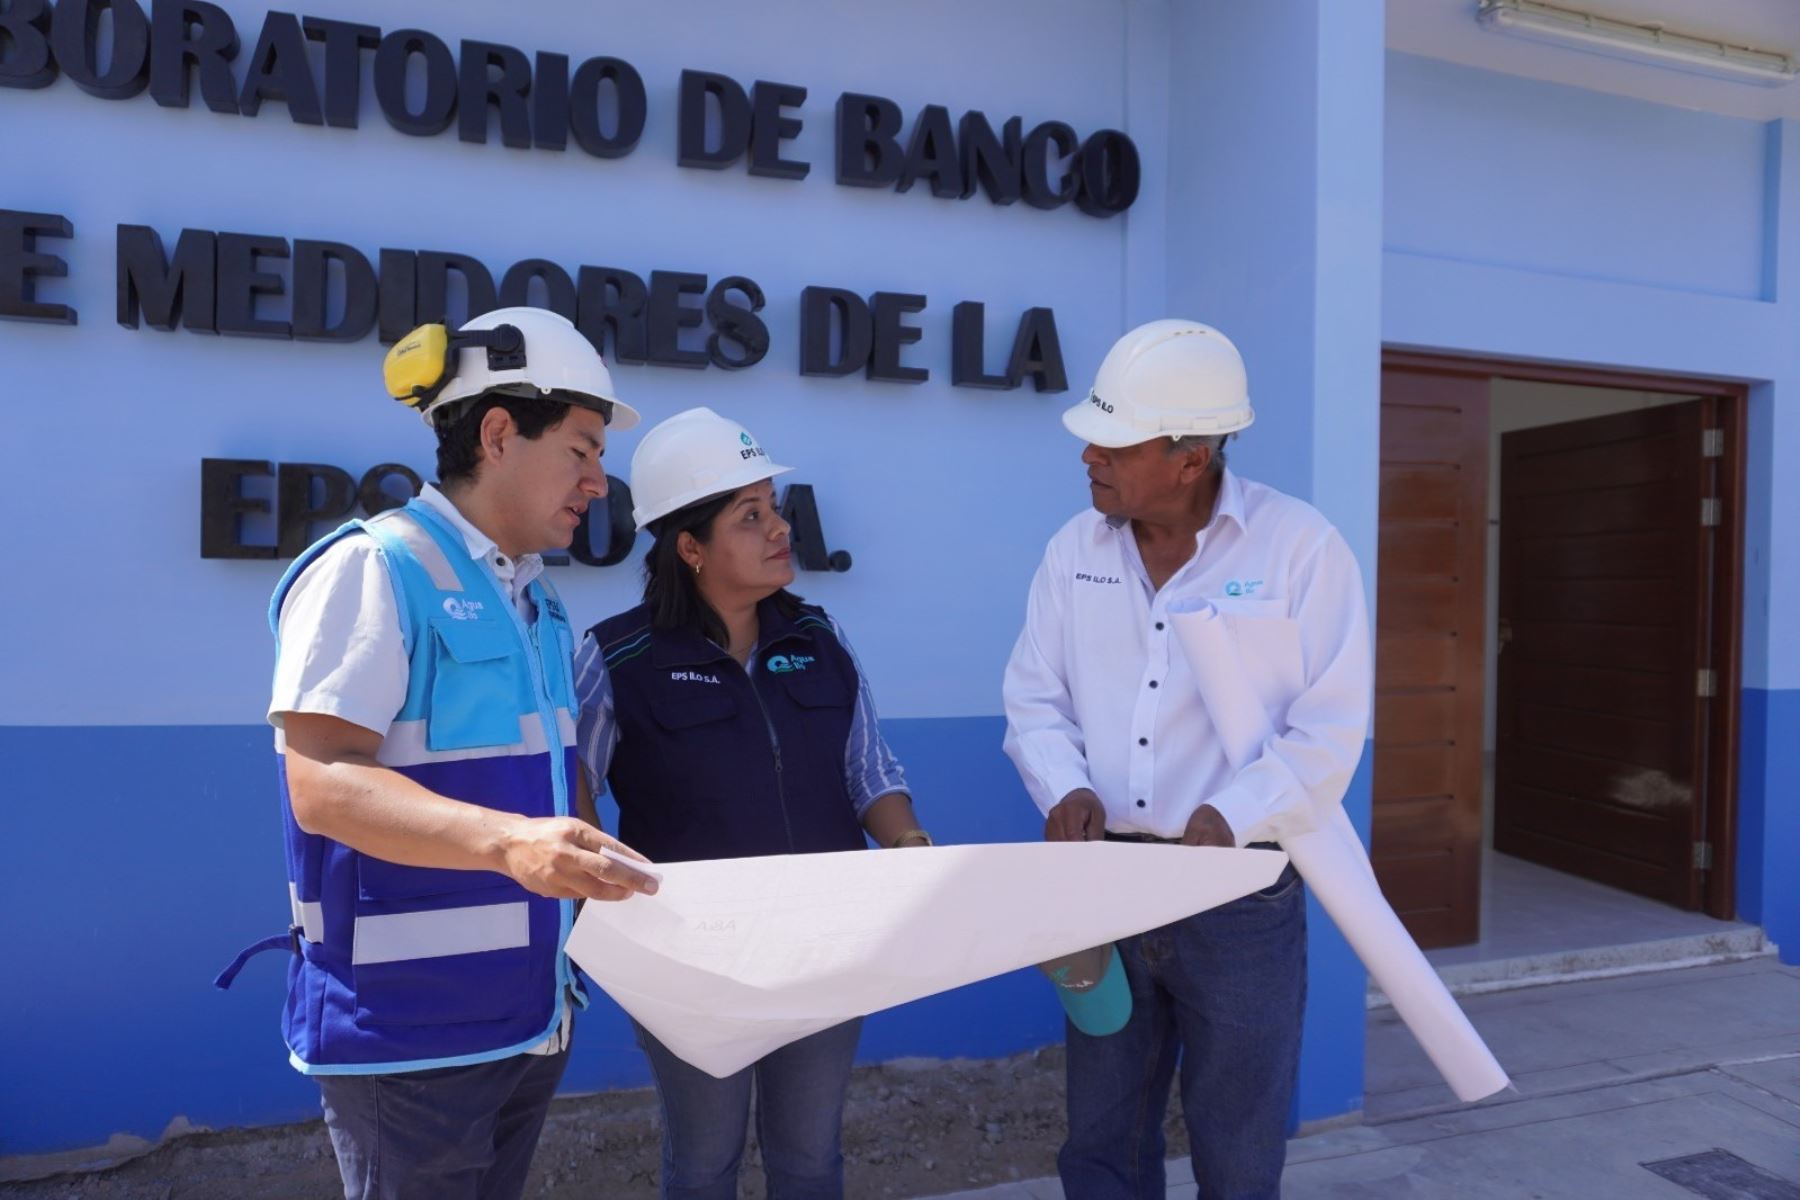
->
xmin=574 ymin=407 xmax=929 ymax=1200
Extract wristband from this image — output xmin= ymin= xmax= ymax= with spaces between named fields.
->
xmin=890 ymin=829 xmax=934 ymax=849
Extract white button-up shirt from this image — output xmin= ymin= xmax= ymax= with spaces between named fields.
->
xmin=1001 ymin=469 xmax=1372 ymax=845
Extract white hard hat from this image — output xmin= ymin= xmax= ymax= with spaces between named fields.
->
xmin=1062 ymin=319 xmax=1254 ymax=448
xmin=417 ymin=307 xmax=641 ymax=430
xmin=630 ymin=407 xmax=793 ymax=531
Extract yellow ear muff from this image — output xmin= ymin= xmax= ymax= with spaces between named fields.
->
xmin=383 ymin=323 xmax=452 ymax=410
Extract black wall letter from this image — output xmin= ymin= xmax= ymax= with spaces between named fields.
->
xmin=373 ymin=28 xmax=456 ymax=137
xmin=458 ymin=39 xmax=531 ymax=148
xmin=51 ymin=0 xmax=150 ymax=99
xmin=867 ymin=291 xmax=927 ymax=383
xmin=499 ymin=258 xmax=577 ymax=319
xmin=276 ymin=462 xmax=356 ymax=556
xmin=835 ymin=92 xmax=902 ymax=187
xmin=749 ymin=80 xmax=808 ymax=180
xmin=677 ymin=69 xmax=750 ymax=169
xmin=1020 ymin=121 xmax=1079 ymax=210
xmin=149 ymin=0 xmax=241 ymax=113
xmin=358 ymin=462 xmax=422 ymax=514
xmin=216 ymin=232 xmax=290 ymax=338
xmin=1006 ymin=306 xmax=1067 ymax=392
xmin=200 ymin=458 xmax=274 ymax=558
xmin=116 ymin=224 xmax=216 ymax=331
xmin=569 ymin=56 xmax=644 ymax=158
xmin=238 ymin=10 xmax=321 ymax=123
xmin=645 ymin=270 xmax=709 ymax=367
xmin=416 ymin=250 xmax=496 ymax=326
xmin=0 ymin=0 xmax=56 ymax=89
xmin=950 ymin=301 xmax=1011 ymax=389
xmin=292 ymin=239 xmax=376 ymax=341
xmin=798 ymin=286 xmax=870 ymax=377
xmin=0 ymin=209 xmax=75 ymax=324
xmin=706 ymin=275 xmax=767 ymax=369
xmin=302 ymin=16 xmax=377 ymax=129
xmin=897 ymin=104 xmax=961 ymax=198
xmin=575 ymin=265 xmax=647 ymax=364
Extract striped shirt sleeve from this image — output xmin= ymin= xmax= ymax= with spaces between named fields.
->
xmin=572 ymin=631 xmax=620 ymax=796
xmin=827 ymin=614 xmax=910 ymax=818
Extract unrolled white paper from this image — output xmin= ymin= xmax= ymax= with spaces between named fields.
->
xmin=566 ymin=840 xmax=1286 ymax=1078
xmin=1167 ymin=600 xmax=1510 ymax=1103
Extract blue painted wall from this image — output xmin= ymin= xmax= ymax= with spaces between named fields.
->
xmin=0 ymin=717 xmax=1065 ymax=1153
xmin=0 ymin=0 xmax=1404 ymax=1154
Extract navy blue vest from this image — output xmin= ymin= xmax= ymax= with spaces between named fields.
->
xmin=590 ymin=599 xmax=868 ymax=864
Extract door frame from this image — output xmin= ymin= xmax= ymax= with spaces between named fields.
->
xmin=1383 ymin=350 xmax=1747 ymax=920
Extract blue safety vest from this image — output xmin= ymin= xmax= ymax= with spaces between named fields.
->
xmin=217 ymin=499 xmax=581 ymax=1075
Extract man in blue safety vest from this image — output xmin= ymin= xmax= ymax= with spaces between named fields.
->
xmin=217 ymin=306 xmax=659 ymax=1200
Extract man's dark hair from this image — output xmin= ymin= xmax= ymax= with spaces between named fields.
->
xmin=435 ymin=391 xmax=572 ymax=485
xmin=642 ymin=491 xmax=803 ymax=648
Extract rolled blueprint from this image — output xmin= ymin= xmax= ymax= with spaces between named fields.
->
xmin=1168 ymin=601 xmax=1509 ymax=1103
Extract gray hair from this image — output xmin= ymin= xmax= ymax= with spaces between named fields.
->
xmin=1164 ymin=432 xmax=1232 ymax=472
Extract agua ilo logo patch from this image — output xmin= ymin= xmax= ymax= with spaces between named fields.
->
xmin=766 ymin=654 xmax=815 ymax=674
xmin=442 ymin=597 xmax=486 ymax=620
xmin=1223 ymin=580 xmax=1264 ymax=597
xmin=669 ymin=670 xmax=721 ymax=685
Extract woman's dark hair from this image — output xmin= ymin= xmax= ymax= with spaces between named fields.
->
xmin=643 ymin=488 xmax=803 ymax=646
xmin=435 ymin=391 xmax=572 ymax=485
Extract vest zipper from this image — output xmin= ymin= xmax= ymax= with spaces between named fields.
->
xmin=744 ymin=668 xmax=798 ymax=853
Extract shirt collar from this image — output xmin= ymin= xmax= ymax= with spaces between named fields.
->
xmin=1102 ymin=468 xmax=1247 ymax=540
xmin=415 ymin=484 xmax=543 ymax=584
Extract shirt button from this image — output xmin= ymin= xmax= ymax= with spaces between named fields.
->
xmin=1155 ymin=622 xmax=1165 ymax=631
xmin=1138 ymin=737 xmax=1148 ymax=746
xmin=1136 ymin=799 xmax=1147 ymax=808
xmin=1148 ymin=680 xmax=1159 ymax=689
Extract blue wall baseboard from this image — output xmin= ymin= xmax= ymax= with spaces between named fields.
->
xmin=1738 ymin=689 xmax=1799 ymax=965
xmin=3 ymin=720 xmax=1373 ymax=1154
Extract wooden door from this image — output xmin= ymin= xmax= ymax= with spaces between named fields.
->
xmin=1494 ymin=401 xmax=1712 ymax=908
xmin=1373 ymin=368 xmax=1490 ymax=948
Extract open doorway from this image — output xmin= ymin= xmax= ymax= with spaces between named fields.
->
xmin=1372 ymin=355 xmax=1753 ymax=976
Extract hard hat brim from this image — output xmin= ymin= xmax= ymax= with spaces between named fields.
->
xmin=1061 ymin=395 xmax=1255 ymax=447
xmin=632 ymin=463 xmax=795 ymax=532
xmin=1061 ymin=396 xmax=1161 ymax=449
xmin=587 ymin=394 xmax=641 ymax=432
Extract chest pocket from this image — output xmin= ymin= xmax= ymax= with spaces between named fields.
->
xmin=647 ymin=686 xmax=739 ymax=732
xmin=427 ymin=618 xmax=524 ymax=751
xmin=1208 ymin=596 xmax=1304 ymax=714
xmin=776 ymin=667 xmax=853 ymax=711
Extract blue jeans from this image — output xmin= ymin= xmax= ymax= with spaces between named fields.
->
xmin=316 ymin=1048 xmax=569 ymax=1200
xmin=636 ymin=1018 xmax=863 ymax=1199
xmin=1060 ymin=864 xmax=1307 ymax=1200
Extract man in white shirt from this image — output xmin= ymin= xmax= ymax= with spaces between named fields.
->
xmin=1002 ymin=320 xmax=1372 ymax=1199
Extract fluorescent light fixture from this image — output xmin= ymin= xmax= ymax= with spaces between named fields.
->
xmin=1476 ymin=0 xmax=1798 ymax=87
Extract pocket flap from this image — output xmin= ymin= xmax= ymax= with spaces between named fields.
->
xmin=779 ymin=671 xmax=853 ymax=709
xmin=648 ymin=688 xmax=739 ymax=731
xmin=430 ymin=617 xmax=514 ymax=663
